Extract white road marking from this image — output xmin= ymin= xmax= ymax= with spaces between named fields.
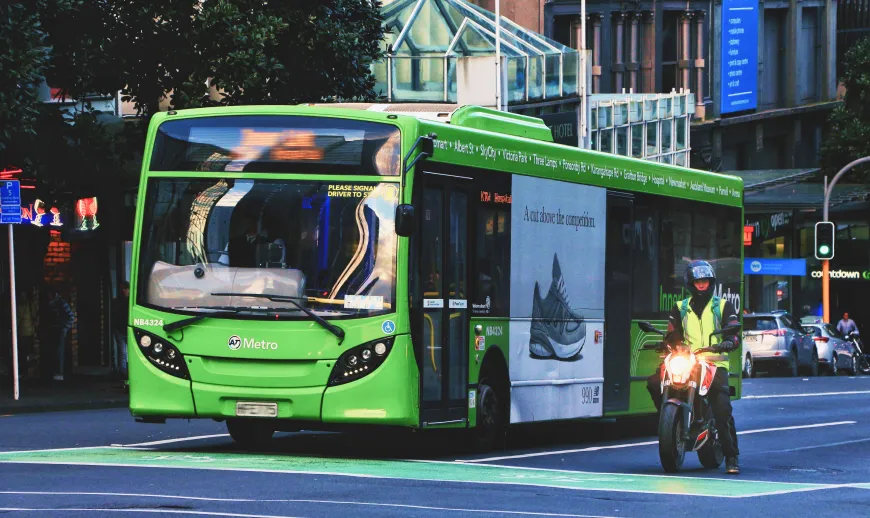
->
xmin=0 ymin=509 xmax=301 ymax=518
xmin=760 ymin=437 xmax=870 ymax=454
xmin=460 ymin=421 xmax=857 ymax=462
xmin=736 ymin=421 xmax=856 ymax=435
xmin=0 ymin=446 xmax=119 ymax=455
xmin=0 ymin=492 xmax=621 ymax=518
xmin=743 ymin=390 xmax=870 ymax=399
xmin=123 ymin=434 xmax=231 ymax=447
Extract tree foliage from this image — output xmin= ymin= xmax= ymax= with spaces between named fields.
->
xmin=1 ymin=0 xmax=385 ymax=199
xmin=0 ymin=3 xmax=50 ymax=153
xmin=820 ymin=36 xmax=870 ymax=181
xmin=42 ymin=0 xmax=385 ymax=119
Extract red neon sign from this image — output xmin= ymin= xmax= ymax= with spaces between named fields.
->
xmin=743 ymin=225 xmax=753 ymax=246
xmin=75 ymin=197 xmax=99 ymax=230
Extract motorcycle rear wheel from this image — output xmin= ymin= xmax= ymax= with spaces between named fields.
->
xmin=697 ymin=434 xmax=724 ymax=469
xmin=658 ymin=404 xmax=686 ymax=473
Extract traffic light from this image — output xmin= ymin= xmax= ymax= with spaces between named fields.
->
xmin=815 ymin=221 xmax=835 ymax=260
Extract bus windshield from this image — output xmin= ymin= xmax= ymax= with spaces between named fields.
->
xmin=136 ymin=179 xmax=399 ymax=319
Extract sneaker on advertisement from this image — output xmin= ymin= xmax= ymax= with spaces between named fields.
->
xmin=529 ymin=254 xmax=586 ymax=360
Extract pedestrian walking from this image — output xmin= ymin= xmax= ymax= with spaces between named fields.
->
xmin=43 ymin=287 xmax=74 ymax=381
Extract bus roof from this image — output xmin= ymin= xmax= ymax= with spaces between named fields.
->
xmin=147 ymin=104 xmax=743 ymax=208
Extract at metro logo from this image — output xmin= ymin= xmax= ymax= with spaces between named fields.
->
xmin=241 ymin=337 xmax=279 ymax=350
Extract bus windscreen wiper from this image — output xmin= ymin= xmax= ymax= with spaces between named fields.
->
xmin=211 ymin=292 xmax=345 ymax=344
xmin=163 ymin=309 xmax=244 ymax=333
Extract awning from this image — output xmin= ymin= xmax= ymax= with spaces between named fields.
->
xmin=745 ymin=183 xmax=870 ymax=210
xmin=725 ymin=169 xmax=870 ymax=211
xmin=728 ymin=168 xmax=818 ymax=193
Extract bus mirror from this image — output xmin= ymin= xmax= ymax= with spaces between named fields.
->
xmin=395 ymin=204 xmax=416 ymax=237
xmin=420 ymin=136 xmax=434 ymax=156
xmin=403 ymin=133 xmax=437 ymax=174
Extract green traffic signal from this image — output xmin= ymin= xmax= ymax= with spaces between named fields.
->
xmin=814 ymin=221 xmax=835 ymax=260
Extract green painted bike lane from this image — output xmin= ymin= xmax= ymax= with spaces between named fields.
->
xmin=0 ymin=447 xmax=836 ymax=498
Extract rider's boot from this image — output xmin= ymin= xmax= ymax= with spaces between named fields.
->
xmin=726 ymin=456 xmax=740 ymax=475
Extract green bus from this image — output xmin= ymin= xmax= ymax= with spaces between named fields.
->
xmin=128 ymin=104 xmax=744 ymax=449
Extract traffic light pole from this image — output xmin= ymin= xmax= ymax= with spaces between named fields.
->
xmin=822 ymin=156 xmax=870 ymax=322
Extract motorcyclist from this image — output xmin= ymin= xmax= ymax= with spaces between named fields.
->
xmin=646 ymin=260 xmax=742 ymax=474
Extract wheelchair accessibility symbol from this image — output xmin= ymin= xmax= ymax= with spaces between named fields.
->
xmin=382 ymin=320 xmax=396 ymax=334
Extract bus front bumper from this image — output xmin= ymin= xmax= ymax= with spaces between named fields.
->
xmin=130 ymin=335 xmax=419 ymax=427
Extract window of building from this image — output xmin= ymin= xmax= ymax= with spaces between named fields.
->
xmin=761 ymin=9 xmax=787 ymax=110
xmin=661 ymin=11 xmax=680 ymax=94
xmin=800 ymin=7 xmax=822 ymax=103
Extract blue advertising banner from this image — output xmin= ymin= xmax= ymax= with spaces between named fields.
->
xmin=744 ymin=258 xmax=807 ymax=276
xmin=720 ymin=0 xmax=759 ymax=114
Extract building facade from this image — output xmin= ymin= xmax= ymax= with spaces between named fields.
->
xmin=544 ymin=0 xmax=840 ymax=173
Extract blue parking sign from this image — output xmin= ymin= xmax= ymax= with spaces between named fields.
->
xmin=1 ymin=180 xmax=22 ymax=224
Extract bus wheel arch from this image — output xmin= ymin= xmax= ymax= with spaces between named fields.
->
xmin=473 ymin=347 xmax=509 ymax=452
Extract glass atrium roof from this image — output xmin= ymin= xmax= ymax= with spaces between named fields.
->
xmin=374 ymin=0 xmax=580 ymax=104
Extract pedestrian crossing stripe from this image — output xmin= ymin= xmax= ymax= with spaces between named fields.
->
xmin=0 ymin=447 xmax=845 ymax=498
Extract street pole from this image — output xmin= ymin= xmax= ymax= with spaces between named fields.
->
xmin=821 ymin=155 xmax=870 ymax=322
xmin=8 ymin=223 xmax=19 ymax=400
xmin=495 ymin=0 xmax=502 ymax=111
xmin=580 ymin=0 xmax=587 ymax=140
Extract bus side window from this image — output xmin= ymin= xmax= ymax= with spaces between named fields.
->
xmin=473 ymin=205 xmax=510 ymax=316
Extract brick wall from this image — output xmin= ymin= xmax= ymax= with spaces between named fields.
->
xmin=42 ymin=229 xmax=78 ymax=368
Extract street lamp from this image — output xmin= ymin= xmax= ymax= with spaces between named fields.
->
xmin=821 ymin=156 xmax=870 ymax=322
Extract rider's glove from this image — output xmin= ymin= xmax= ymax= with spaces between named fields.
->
xmin=718 ymin=340 xmax=737 ymax=352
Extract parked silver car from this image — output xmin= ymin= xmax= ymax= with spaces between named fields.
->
xmin=742 ymin=311 xmax=818 ymax=376
xmin=802 ymin=323 xmax=861 ymax=376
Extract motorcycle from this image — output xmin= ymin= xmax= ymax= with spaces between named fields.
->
xmin=844 ymin=331 xmax=870 ymax=375
xmin=638 ymin=321 xmax=741 ymax=473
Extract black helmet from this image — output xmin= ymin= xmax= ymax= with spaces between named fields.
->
xmin=685 ymin=260 xmax=715 ymax=297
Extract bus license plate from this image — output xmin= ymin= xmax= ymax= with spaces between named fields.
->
xmin=235 ymin=402 xmax=278 ymax=418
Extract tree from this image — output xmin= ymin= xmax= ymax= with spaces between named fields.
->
xmin=0 ymin=3 xmax=50 ymax=157
xmin=1 ymin=0 xmax=386 ymax=235
xmin=196 ymin=0 xmax=385 ymax=107
xmin=820 ymin=35 xmax=870 ymax=182
xmin=41 ymin=0 xmax=385 ymax=119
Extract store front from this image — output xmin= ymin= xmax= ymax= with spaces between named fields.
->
xmin=0 ymin=192 xmax=125 ymax=381
xmin=743 ymin=210 xmax=799 ymax=314
xmin=796 ymin=217 xmax=870 ymax=330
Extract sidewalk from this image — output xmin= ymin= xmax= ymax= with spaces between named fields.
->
xmin=0 ymin=375 xmax=129 ymax=415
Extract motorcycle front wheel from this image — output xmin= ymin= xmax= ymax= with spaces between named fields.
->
xmin=697 ymin=434 xmax=724 ymax=468
xmin=658 ymin=404 xmax=687 ymax=473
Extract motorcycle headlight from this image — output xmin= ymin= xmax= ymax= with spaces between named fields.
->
xmin=669 ymin=355 xmax=691 ymax=377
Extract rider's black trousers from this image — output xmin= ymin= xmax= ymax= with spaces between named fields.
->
xmin=647 ymin=367 xmax=740 ymax=457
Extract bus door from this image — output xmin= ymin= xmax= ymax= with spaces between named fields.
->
xmin=416 ymin=171 xmax=471 ymax=426
xmin=604 ymin=192 xmax=634 ymax=412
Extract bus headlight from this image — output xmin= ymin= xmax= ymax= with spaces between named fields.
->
xmin=328 ymin=337 xmax=395 ymax=387
xmin=132 ymin=328 xmax=189 ymax=380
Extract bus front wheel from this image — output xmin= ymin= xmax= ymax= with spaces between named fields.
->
xmin=471 ymin=382 xmax=507 ymax=452
xmin=227 ymin=419 xmax=275 ymax=449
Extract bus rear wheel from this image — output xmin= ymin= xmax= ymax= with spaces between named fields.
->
xmin=227 ymin=419 xmax=274 ymax=449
